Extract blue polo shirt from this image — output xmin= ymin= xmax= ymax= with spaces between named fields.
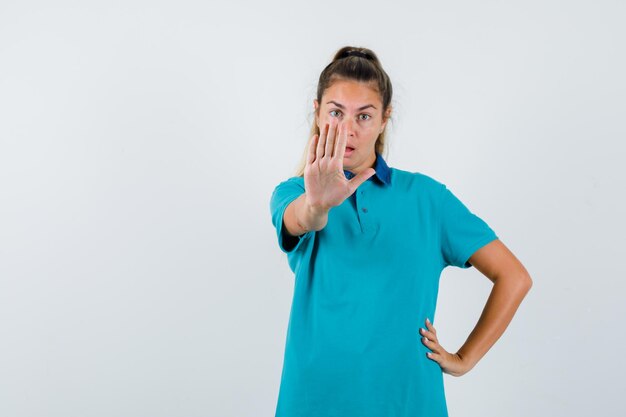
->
xmin=269 ymin=152 xmax=498 ymax=417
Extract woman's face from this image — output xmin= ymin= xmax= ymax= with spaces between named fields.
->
xmin=314 ymin=79 xmax=390 ymax=175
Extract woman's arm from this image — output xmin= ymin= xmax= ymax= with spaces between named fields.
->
xmin=457 ymin=238 xmax=532 ymax=370
xmin=283 ymin=193 xmax=330 ymax=236
xmin=420 ymin=238 xmax=532 ymax=376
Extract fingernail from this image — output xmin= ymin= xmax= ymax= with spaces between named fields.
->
xmin=426 ymin=318 xmax=430 ymax=324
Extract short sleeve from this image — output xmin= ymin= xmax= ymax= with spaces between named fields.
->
xmin=439 ymin=184 xmax=498 ymax=269
xmin=269 ymin=177 xmax=315 ymax=254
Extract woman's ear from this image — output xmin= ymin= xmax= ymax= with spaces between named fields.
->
xmin=382 ymin=105 xmax=392 ymax=128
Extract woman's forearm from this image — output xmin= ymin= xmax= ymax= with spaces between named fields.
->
xmin=283 ymin=193 xmax=330 ymax=236
xmin=456 ymin=274 xmax=532 ymax=369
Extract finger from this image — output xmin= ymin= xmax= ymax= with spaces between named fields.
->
xmin=422 ymin=334 xmax=438 ymax=348
xmin=423 ymin=336 xmax=442 ymax=354
xmin=307 ymin=134 xmax=319 ymax=164
xmin=425 ymin=318 xmax=437 ymax=336
xmin=334 ymin=120 xmax=347 ymax=161
xmin=348 ymin=168 xmax=376 ymax=194
xmin=323 ymin=118 xmax=337 ymax=159
xmin=325 ymin=118 xmax=337 ymax=158
xmin=419 ymin=327 xmax=436 ymax=340
xmin=316 ymin=122 xmax=329 ymax=161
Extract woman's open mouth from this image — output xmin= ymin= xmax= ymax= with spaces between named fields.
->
xmin=345 ymin=147 xmax=355 ymax=156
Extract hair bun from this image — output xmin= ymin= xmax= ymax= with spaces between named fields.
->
xmin=342 ymin=49 xmax=371 ymax=60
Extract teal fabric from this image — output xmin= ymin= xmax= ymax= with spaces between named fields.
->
xmin=269 ymin=152 xmax=498 ymax=416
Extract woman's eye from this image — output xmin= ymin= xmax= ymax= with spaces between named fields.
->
xmin=329 ymin=111 xmax=370 ymax=120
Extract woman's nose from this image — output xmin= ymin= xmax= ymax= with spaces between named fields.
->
xmin=341 ymin=119 xmax=356 ymax=136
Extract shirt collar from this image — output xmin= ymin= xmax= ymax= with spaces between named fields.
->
xmin=343 ymin=151 xmax=391 ymax=186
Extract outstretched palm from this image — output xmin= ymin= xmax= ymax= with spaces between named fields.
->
xmin=304 ymin=119 xmax=375 ymax=211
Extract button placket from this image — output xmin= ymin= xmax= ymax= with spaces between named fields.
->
xmin=356 ymin=186 xmax=369 ymax=233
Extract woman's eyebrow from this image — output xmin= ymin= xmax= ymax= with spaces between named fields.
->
xmin=326 ymin=100 xmax=377 ymax=110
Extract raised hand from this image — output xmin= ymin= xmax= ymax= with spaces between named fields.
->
xmin=303 ymin=118 xmax=376 ymax=211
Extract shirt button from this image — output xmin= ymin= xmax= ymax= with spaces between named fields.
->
xmin=362 ymin=207 xmax=368 ymax=213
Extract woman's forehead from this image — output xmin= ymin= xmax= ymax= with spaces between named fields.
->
xmin=322 ymin=80 xmax=381 ymax=107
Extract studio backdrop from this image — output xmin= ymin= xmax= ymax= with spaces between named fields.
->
xmin=0 ymin=1 xmax=624 ymax=416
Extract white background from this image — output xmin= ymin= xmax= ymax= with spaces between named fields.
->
xmin=1 ymin=1 xmax=624 ymax=416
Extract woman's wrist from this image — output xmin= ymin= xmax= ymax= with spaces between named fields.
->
xmin=300 ymin=194 xmax=329 ymax=232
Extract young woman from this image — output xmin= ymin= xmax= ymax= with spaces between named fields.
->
xmin=269 ymin=46 xmax=532 ymax=417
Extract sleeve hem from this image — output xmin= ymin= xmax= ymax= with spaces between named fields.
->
xmin=456 ymin=233 xmax=499 ymax=269
xmin=276 ymin=194 xmax=314 ymax=254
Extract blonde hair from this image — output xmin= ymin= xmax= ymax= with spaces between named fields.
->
xmin=293 ymin=46 xmax=394 ymax=177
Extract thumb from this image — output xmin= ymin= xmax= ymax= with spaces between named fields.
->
xmin=348 ymin=168 xmax=376 ymax=193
